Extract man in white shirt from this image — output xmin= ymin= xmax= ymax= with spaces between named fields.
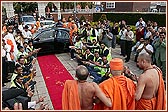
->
xmin=125 ymin=26 xmax=134 ymax=62
xmin=136 ymin=38 xmax=153 ymax=56
xmin=144 ymin=27 xmax=152 ymax=39
xmin=22 ymin=25 xmax=32 ymax=43
xmin=4 ymin=26 xmax=19 ymax=61
xmin=18 ymin=22 xmax=24 ymax=32
xmin=135 ymin=17 xmax=146 ymax=29
xmin=119 ymin=25 xmax=127 ymax=57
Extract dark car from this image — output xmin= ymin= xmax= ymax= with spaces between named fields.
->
xmin=32 ymin=27 xmax=70 ymax=54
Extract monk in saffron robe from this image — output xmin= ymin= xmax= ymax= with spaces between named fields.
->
xmin=135 ymin=53 xmax=166 ymax=110
xmin=62 ymin=18 xmax=67 ymax=28
xmin=62 ymin=65 xmax=112 ymax=110
xmin=94 ymin=58 xmax=136 ymax=110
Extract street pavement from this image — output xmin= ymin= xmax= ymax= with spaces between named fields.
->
xmin=3 ymin=45 xmax=143 ymax=110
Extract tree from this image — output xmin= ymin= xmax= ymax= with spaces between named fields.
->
xmin=79 ymin=15 xmax=86 ymax=22
xmin=13 ymin=2 xmax=38 ymax=14
xmin=99 ymin=14 xmax=107 ymax=22
xmin=2 ymin=6 xmax=6 ymax=15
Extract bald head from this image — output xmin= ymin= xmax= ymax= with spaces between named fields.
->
xmin=76 ymin=65 xmax=89 ymax=80
xmin=138 ymin=53 xmax=152 ymax=63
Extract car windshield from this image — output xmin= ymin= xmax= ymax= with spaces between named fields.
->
xmin=23 ymin=17 xmax=35 ymax=22
xmin=41 ymin=22 xmax=54 ymax=25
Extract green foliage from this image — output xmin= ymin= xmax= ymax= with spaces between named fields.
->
xmin=98 ymin=14 xmax=107 ymax=22
xmin=2 ymin=6 xmax=6 ymax=15
xmin=90 ymin=22 xmax=97 ymax=26
xmin=79 ymin=15 xmax=86 ymax=22
xmin=93 ymin=13 xmax=166 ymax=26
xmin=13 ymin=2 xmax=38 ymax=13
xmin=131 ymin=26 xmax=136 ymax=32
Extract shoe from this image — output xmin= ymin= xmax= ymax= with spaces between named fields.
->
xmin=90 ymin=76 xmax=95 ymax=79
xmin=70 ymin=59 xmax=73 ymax=60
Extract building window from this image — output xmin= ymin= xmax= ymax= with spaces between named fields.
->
xmin=106 ymin=2 xmax=115 ymax=9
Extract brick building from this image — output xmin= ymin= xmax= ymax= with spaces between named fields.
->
xmin=101 ymin=2 xmax=151 ymax=12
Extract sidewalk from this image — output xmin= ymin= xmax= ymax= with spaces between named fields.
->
xmin=3 ymin=45 xmax=143 ymax=110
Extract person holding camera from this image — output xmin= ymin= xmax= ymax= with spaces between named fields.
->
xmin=119 ymin=25 xmax=127 ymax=57
xmin=125 ymin=26 xmax=134 ymax=62
xmin=102 ymin=28 xmax=113 ymax=54
xmin=153 ymin=32 xmax=166 ymax=84
xmin=111 ymin=22 xmax=119 ymax=49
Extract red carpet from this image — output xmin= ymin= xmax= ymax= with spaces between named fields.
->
xmin=37 ymin=55 xmax=73 ymax=110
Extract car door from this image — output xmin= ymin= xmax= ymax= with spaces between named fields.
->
xmin=54 ymin=29 xmax=70 ymax=51
xmin=33 ymin=29 xmax=55 ymax=54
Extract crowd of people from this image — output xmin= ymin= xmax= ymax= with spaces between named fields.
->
xmin=62 ymin=17 xmax=166 ymax=85
xmin=2 ymin=14 xmax=166 ymax=110
xmin=2 ymin=15 xmax=49 ymax=110
xmin=61 ymin=17 xmax=166 ymax=110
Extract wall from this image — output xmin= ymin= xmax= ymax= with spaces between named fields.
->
xmin=133 ymin=2 xmax=151 ymax=12
xmin=115 ymin=2 xmax=133 ymax=12
xmin=101 ymin=2 xmax=134 ymax=12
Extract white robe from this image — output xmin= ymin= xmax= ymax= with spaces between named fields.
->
xmin=4 ymin=33 xmax=19 ymax=61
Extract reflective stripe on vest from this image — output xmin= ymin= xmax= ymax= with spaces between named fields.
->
xmin=85 ymin=53 xmax=93 ymax=60
xmin=100 ymin=47 xmax=112 ymax=62
xmin=98 ymin=66 xmax=109 ymax=77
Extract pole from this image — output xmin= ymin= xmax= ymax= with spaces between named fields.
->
xmin=57 ymin=2 xmax=61 ymax=20
xmin=74 ymin=2 xmax=76 ymax=21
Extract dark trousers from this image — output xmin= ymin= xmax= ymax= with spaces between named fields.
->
xmin=70 ymin=49 xmax=76 ymax=59
xmin=120 ymin=40 xmax=126 ymax=56
xmin=112 ymin=35 xmax=117 ymax=49
xmin=125 ymin=41 xmax=133 ymax=61
xmin=2 ymin=57 xmax=7 ymax=83
xmin=87 ymin=66 xmax=102 ymax=83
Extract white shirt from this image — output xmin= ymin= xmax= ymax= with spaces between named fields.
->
xmin=4 ymin=33 xmax=19 ymax=61
xmin=75 ymin=41 xmax=83 ymax=49
xmin=135 ymin=21 xmax=146 ymax=28
xmin=137 ymin=43 xmax=154 ymax=55
xmin=125 ymin=30 xmax=134 ymax=41
xmin=98 ymin=28 xmax=103 ymax=37
xmin=18 ymin=25 xmax=24 ymax=32
xmin=28 ymin=101 xmax=36 ymax=109
xmin=2 ymin=46 xmax=7 ymax=57
xmin=145 ymin=31 xmax=152 ymax=39
xmin=119 ymin=29 xmax=127 ymax=40
xmin=22 ymin=30 xmax=32 ymax=42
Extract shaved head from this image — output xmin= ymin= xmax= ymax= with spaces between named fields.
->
xmin=76 ymin=65 xmax=89 ymax=80
xmin=138 ymin=53 xmax=152 ymax=63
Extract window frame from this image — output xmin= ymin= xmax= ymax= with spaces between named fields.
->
xmin=37 ymin=30 xmax=54 ymax=41
xmin=56 ymin=30 xmax=69 ymax=40
xmin=106 ymin=2 xmax=115 ymax=9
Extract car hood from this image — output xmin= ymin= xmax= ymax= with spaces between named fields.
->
xmin=24 ymin=21 xmax=36 ymax=25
